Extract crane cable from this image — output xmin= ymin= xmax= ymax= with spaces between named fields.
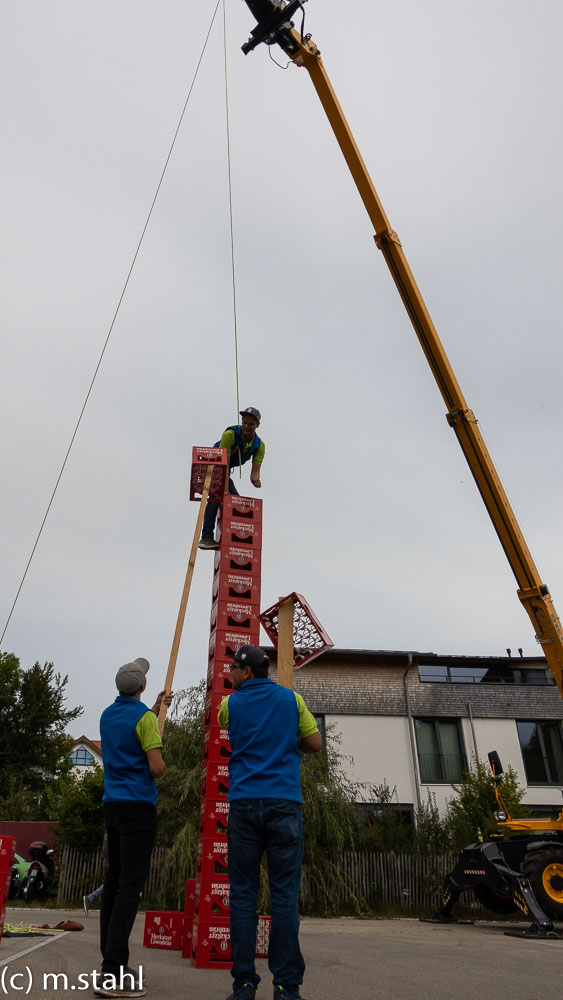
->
xmin=0 ymin=0 xmax=222 ymax=647
xmin=222 ymin=0 xmax=243 ymax=476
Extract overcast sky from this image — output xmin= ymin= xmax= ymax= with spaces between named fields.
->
xmin=2 ymin=0 xmax=563 ymax=738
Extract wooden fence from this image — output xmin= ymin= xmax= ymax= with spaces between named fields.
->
xmin=57 ymin=846 xmax=458 ymax=913
xmin=338 ymin=851 xmax=457 ymax=910
xmin=56 ymin=844 xmax=169 ymax=906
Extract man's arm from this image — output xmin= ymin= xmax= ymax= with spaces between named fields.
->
xmin=137 ymin=711 xmax=166 ymax=777
xmin=299 ymin=731 xmax=322 ymax=754
xmin=251 ymin=462 xmax=262 ymax=488
xmin=294 ymin=692 xmax=321 ymax=753
xmin=146 ymin=747 xmax=166 ymax=778
xmin=250 ymin=440 xmax=265 ymax=488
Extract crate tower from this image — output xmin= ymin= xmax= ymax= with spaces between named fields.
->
xmin=190 ymin=492 xmax=264 ymax=968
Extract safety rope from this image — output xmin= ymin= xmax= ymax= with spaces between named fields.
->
xmin=0 ymin=1 xmax=222 ymax=646
xmin=222 ymin=0 xmax=243 ymax=480
xmin=222 ymin=0 xmax=241 ymax=427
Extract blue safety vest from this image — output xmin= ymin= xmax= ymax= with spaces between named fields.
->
xmin=100 ymin=697 xmax=158 ymax=805
xmin=215 ymin=425 xmax=262 ymax=471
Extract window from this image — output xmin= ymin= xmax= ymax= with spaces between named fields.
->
xmin=517 ymin=721 xmax=563 ymax=785
xmin=418 ymin=663 xmax=551 ymax=685
xmin=71 ymin=746 xmax=95 ymax=767
xmin=313 ymin=714 xmax=325 ymax=739
xmin=414 ymin=718 xmax=466 ymax=783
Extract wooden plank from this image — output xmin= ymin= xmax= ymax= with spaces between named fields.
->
xmin=277 ymin=596 xmax=294 ymax=689
xmin=158 ymin=464 xmax=214 ymax=733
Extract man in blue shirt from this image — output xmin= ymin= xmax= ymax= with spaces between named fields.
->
xmin=218 ymin=645 xmax=321 ymax=1000
xmin=96 ymin=658 xmax=170 ymax=999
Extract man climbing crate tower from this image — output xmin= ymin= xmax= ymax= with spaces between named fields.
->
xmin=198 ymin=407 xmax=265 ymax=550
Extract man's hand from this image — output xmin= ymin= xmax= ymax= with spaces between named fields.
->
xmin=251 ymin=461 xmax=262 ymax=489
xmin=151 ymin=690 xmax=173 ymax=715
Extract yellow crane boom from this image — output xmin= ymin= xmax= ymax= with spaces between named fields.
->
xmin=241 ymin=0 xmax=563 ymax=694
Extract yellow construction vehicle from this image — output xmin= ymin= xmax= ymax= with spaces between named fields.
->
xmin=487 ymin=750 xmax=563 ymax=921
xmin=430 ymin=751 xmax=563 ymax=935
xmin=240 ymin=0 xmax=563 ymax=697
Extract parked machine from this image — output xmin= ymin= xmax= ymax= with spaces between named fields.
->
xmin=20 ymin=841 xmax=55 ymax=902
xmin=432 ymin=751 xmax=563 ymax=937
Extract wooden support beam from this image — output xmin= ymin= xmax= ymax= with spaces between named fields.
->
xmin=158 ymin=464 xmax=214 ymax=734
xmin=276 ymin=595 xmax=294 ymax=689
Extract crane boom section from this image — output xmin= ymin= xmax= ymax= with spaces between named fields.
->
xmin=240 ymin=5 xmax=563 ymax=695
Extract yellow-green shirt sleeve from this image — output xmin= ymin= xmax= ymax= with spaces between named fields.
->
xmin=136 ymin=710 xmax=163 ymax=752
xmin=294 ymin=692 xmax=319 ymax=738
xmin=218 ymin=697 xmax=230 ymax=728
xmin=219 ymin=429 xmax=236 ymax=456
xmin=253 ymin=441 xmax=265 ymax=465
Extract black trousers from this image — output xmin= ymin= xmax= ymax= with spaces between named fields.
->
xmin=100 ymin=801 xmax=157 ymax=974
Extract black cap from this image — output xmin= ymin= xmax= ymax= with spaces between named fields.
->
xmin=239 ymin=407 xmax=261 ymax=423
xmin=233 ymin=645 xmax=269 ymax=672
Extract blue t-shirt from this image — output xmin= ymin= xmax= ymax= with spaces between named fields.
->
xmin=100 ymin=696 xmax=162 ymax=806
xmin=217 ymin=678 xmax=318 ymax=802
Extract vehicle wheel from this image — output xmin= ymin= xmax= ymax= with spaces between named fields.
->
xmin=473 ymin=884 xmax=518 ymax=914
xmin=522 ymin=848 xmax=563 ymax=921
xmin=22 ymin=874 xmax=38 ymax=903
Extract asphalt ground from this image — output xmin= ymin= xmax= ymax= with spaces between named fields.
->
xmin=1 ymin=906 xmax=562 ymax=1000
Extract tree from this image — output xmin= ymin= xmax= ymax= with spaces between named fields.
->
xmin=0 ymin=651 xmax=82 ymax=819
xmin=446 ymin=755 xmax=527 ymax=851
xmin=298 ymin=724 xmax=365 ymax=915
xmin=155 ymin=681 xmax=206 ymax=908
xmin=53 ymin=767 xmax=106 ymax=851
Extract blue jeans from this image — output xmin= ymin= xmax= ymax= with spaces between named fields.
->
xmin=201 ymin=476 xmax=239 ymax=539
xmin=227 ymin=798 xmax=305 ymax=992
xmin=88 ymin=882 xmax=104 ymax=903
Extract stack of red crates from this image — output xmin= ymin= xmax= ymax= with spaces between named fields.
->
xmin=191 ymin=494 xmax=263 ymax=968
xmin=0 ymin=836 xmax=15 ymax=942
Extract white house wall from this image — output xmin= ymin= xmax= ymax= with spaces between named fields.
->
xmin=325 ymin=714 xmax=415 ymax=803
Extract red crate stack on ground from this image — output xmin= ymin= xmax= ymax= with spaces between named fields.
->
xmin=0 ymin=836 xmax=15 ymax=942
xmin=191 ymin=494 xmax=263 ymax=968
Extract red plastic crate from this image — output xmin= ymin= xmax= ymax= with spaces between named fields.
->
xmin=256 ymin=916 xmax=270 ymax=959
xmin=206 ymin=659 xmax=234 ymax=694
xmin=191 ymin=916 xmax=232 ymax=968
xmin=184 ymin=878 xmax=196 ymax=919
xmin=210 ymin=597 xmax=261 ymax=632
xmin=212 ymin=570 xmax=261 ymax=603
xmin=209 ymin=629 xmax=261 ymax=663
xmin=195 ymin=876 xmax=230 ymax=922
xmin=220 ymin=495 xmax=263 ymax=523
xmin=204 ymin=689 xmax=229 ymax=728
xmin=190 ymin=916 xmax=271 ymax=968
xmin=218 ymin=518 xmax=262 ymax=549
xmin=0 ymin=837 xmax=15 ymax=874
xmin=181 ymin=916 xmax=194 ymax=959
xmin=143 ymin=911 xmax=184 ymax=950
xmin=189 ymin=447 xmax=228 ymax=502
xmin=214 ymin=545 xmax=262 ymax=575
xmin=260 ymin=592 xmax=334 ymax=670
xmin=197 ymin=838 xmax=228 ymax=879
xmin=199 ymin=799 xmax=230 ymax=839
xmin=201 ymin=759 xmax=230 ymax=799
xmin=203 ymin=725 xmax=231 ymax=763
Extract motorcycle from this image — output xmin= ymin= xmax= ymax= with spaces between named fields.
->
xmin=20 ymin=841 xmax=56 ymax=902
